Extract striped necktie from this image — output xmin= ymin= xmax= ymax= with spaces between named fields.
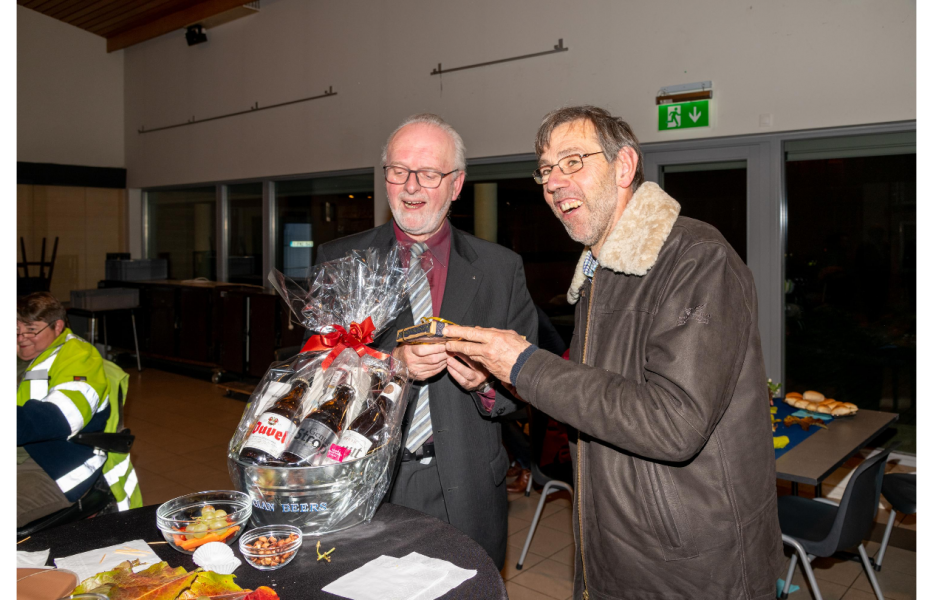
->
xmin=405 ymin=242 xmax=434 ymax=453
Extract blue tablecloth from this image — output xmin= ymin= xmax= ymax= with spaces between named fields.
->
xmin=773 ymin=399 xmax=832 ymax=460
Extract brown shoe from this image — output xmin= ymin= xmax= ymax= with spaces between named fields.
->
xmin=506 ymin=463 xmax=523 ymax=478
xmin=506 ymin=469 xmax=531 ymax=494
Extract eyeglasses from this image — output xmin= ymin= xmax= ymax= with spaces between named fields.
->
xmin=533 ymin=152 xmax=605 ymax=184
xmin=383 ymin=166 xmax=458 ymax=189
xmin=17 ymin=322 xmax=51 ymax=339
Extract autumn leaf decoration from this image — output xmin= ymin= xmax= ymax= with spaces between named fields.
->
xmin=783 ymin=415 xmax=828 ymax=432
xmin=72 ymin=560 xmax=280 ymax=600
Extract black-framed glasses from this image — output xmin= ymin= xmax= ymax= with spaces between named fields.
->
xmin=17 ymin=322 xmax=52 ymax=339
xmin=383 ymin=166 xmax=458 ymax=189
xmin=533 ymin=151 xmax=605 ymax=184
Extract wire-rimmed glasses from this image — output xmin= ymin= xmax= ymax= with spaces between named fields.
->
xmin=383 ymin=166 xmax=458 ymax=189
xmin=533 ymin=151 xmax=605 ymax=184
xmin=17 ymin=322 xmax=51 ymax=339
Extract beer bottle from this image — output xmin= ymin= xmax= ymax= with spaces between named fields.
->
xmin=239 ymin=377 xmax=309 ymax=465
xmin=368 ymin=367 xmax=389 ymax=395
xmin=322 ymin=381 xmax=403 ymax=464
xmin=280 ymin=384 xmax=355 ymax=465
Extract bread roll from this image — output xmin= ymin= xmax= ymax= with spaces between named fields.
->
xmin=831 ymin=406 xmax=852 ymax=416
xmin=805 ymin=401 xmax=821 ymax=412
xmin=803 ymin=390 xmax=825 ymax=402
xmin=815 ymin=404 xmax=832 ymax=414
xmin=786 ymin=392 xmax=803 ymax=400
xmin=844 ymin=402 xmax=857 ymax=410
xmin=784 ymin=396 xmax=804 ymax=409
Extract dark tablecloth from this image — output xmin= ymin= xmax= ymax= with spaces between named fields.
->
xmin=18 ymin=503 xmax=506 ymax=599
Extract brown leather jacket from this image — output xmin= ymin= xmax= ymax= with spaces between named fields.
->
xmin=516 ymin=183 xmax=782 ymax=600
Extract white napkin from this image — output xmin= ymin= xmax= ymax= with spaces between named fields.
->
xmin=401 ymin=553 xmax=477 ymax=600
xmin=322 ymin=552 xmax=476 ymax=600
xmin=54 ymin=539 xmax=161 ymax=583
xmin=17 ymin=549 xmax=50 ymax=568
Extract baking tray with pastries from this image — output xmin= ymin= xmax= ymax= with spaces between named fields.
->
xmin=783 ymin=390 xmax=858 ymax=416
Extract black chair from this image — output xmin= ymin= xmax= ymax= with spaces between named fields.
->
xmin=777 ymin=445 xmax=895 ymax=600
xmin=17 ymin=383 xmax=135 ymax=539
xmin=17 ymin=236 xmax=59 ymax=297
xmin=872 ymin=472 xmax=916 ymax=571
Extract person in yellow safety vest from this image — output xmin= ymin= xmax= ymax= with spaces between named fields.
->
xmin=17 ymin=292 xmax=142 ymax=527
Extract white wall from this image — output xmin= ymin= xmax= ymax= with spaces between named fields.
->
xmin=124 ymin=0 xmax=915 ymax=189
xmin=17 ymin=6 xmax=124 ymax=168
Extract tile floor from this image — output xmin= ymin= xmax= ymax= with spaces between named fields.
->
xmin=124 ymin=367 xmax=916 ymax=600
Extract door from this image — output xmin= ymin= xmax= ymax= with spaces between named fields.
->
xmin=643 ymin=144 xmax=780 ymax=382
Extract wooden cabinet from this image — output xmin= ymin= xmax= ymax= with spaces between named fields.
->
xmin=177 ymin=287 xmax=213 ymax=361
xmin=247 ymin=294 xmax=277 ymax=378
xmin=99 ymin=280 xmax=292 ymax=377
xmin=148 ymin=287 xmax=177 ymax=357
xmin=279 ymin=303 xmax=305 ymax=350
xmin=218 ymin=289 xmax=247 ymax=374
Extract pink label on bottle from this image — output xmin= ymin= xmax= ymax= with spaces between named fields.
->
xmin=327 ymin=444 xmax=352 ymax=463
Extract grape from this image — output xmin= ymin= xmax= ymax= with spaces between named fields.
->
xmin=189 ymin=522 xmax=209 ymax=539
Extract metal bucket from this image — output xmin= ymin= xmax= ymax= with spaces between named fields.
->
xmin=227 ymin=443 xmax=399 ymax=537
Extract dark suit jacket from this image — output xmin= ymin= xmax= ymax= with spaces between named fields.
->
xmin=315 ymin=220 xmax=538 ymax=568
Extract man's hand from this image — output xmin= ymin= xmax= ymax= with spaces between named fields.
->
xmin=392 ymin=343 xmax=448 ymax=381
xmin=446 ymin=352 xmax=492 ymax=392
xmin=444 ymin=325 xmax=531 ymax=385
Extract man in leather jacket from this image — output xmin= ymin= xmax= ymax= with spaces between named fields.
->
xmin=445 ymin=106 xmax=782 ymax=600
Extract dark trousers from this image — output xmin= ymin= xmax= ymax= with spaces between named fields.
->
xmin=387 ymin=458 xmax=449 ymax=524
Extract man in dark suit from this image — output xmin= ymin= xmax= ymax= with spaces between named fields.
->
xmin=315 ymin=113 xmax=538 ymax=569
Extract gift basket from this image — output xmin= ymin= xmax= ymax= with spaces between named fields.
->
xmin=227 ymin=247 xmax=429 ymax=536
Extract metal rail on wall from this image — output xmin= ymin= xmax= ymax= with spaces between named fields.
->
xmin=430 ymin=39 xmax=568 ymax=76
xmin=137 ymin=86 xmax=337 ymax=134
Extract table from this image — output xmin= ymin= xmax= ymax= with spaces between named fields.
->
xmin=775 ymin=408 xmax=897 ymax=496
xmin=17 ymin=503 xmax=506 ymax=599
xmin=67 ymin=307 xmax=142 ymax=372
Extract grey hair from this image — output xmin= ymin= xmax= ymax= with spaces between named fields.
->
xmin=535 ymin=105 xmax=644 ymax=191
xmin=381 ymin=113 xmax=467 ymax=173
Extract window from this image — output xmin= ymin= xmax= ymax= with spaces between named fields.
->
xmin=147 ymin=187 xmax=216 ymax=280
xmin=785 ymin=132 xmax=915 ymax=451
xmin=227 ymin=183 xmax=263 ymax=285
xmin=660 ymin=161 xmax=747 ymax=261
xmin=275 ymin=173 xmax=374 ymax=277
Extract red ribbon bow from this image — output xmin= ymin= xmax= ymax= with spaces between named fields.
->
xmin=300 ymin=316 xmax=386 ymax=369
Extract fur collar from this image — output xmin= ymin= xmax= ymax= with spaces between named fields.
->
xmin=567 ymin=182 xmax=681 ymax=304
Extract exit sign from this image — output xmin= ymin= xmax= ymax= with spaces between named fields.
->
xmin=658 ymin=99 xmax=710 ymax=131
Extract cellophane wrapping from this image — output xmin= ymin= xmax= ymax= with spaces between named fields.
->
xmin=228 ymin=247 xmax=428 ymax=536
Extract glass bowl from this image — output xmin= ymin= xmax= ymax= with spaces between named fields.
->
xmin=156 ymin=490 xmax=251 ymax=554
xmin=239 ymin=525 xmax=303 ymax=571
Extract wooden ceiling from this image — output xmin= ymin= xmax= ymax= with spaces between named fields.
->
xmin=19 ymin=0 xmax=256 ymax=52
